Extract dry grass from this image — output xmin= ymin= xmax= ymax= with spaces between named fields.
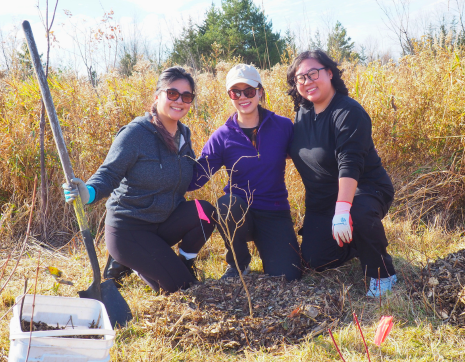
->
xmin=2 ymin=40 xmax=465 ymax=360
xmin=1 ymin=222 xmax=465 ymax=361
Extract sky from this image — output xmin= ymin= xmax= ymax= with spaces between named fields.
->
xmin=0 ymin=0 xmax=458 ymax=71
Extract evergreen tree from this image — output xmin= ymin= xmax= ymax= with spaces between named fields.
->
xmin=171 ymin=0 xmax=284 ymax=69
xmin=326 ymin=21 xmax=361 ymax=62
xmin=17 ymin=41 xmax=43 ymax=78
xmin=310 ymin=29 xmax=324 ymax=50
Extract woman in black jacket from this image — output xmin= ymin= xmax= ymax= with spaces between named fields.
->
xmin=63 ymin=67 xmax=215 ymax=293
xmin=287 ymin=50 xmax=396 ymax=297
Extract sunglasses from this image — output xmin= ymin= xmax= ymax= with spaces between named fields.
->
xmin=228 ymin=87 xmax=260 ymax=100
xmin=162 ymin=88 xmax=195 ymax=104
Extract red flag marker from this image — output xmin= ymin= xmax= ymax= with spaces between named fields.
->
xmin=374 ymin=316 xmax=393 ymax=346
xmin=195 ymin=199 xmax=210 ymax=223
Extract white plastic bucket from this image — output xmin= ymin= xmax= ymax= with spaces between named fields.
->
xmin=8 ymin=295 xmax=115 ymax=362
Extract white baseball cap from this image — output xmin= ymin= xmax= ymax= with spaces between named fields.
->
xmin=226 ymin=64 xmax=262 ymax=91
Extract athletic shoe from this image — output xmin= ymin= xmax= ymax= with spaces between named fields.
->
xmin=221 ymin=264 xmax=251 ymax=279
xmin=178 ymin=254 xmax=199 ymax=281
xmin=366 ymin=274 xmax=397 ymax=297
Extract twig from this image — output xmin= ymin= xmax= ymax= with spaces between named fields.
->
xmin=25 ymin=250 xmax=41 ymax=362
xmin=328 ymin=328 xmax=346 ymax=362
xmin=200 ymin=155 xmax=257 ymax=318
xmin=0 ymin=249 xmax=13 ymax=281
xmin=19 ymin=278 xmax=28 ymax=323
xmin=0 ymin=287 xmax=33 ymax=323
xmin=241 ymin=324 xmax=252 ymax=349
xmin=378 ymin=268 xmax=382 ymax=309
xmin=0 ymin=176 xmax=38 ymax=294
xmin=353 ymin=312 xmax=371 ymax=362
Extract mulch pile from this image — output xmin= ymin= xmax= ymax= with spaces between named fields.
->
xmin=142 ymin=274 xmax=342 ymax=350
xmin=418 ymin=248 xmax=465 ymax=325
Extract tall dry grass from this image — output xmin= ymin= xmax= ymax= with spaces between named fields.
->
xmin=0 ymin=38 xmax=465 ymax=245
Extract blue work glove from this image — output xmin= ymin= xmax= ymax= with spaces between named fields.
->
xmin=62 ymin=178 xmax=95 ymax=205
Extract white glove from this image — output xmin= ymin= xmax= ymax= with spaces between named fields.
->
xmin=332 ymin=201 xmax=353 ymax=247
xmin=62 ymin=178 xmax=91 ymax=204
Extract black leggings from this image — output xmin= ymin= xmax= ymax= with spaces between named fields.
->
xmin=105 ymin=200 xmax=215 ymax=293
xmin=217 ymin=194 xmax=301 ymax=281
xmin=301 ymin=186 xmax=396 ymax=279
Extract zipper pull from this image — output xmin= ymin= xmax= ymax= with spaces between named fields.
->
xmin=160 ymin=164 xmax=162 ymax=169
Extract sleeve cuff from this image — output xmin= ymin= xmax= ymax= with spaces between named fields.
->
xmin=338 ymin=168 xmax=360 ymax=182
xmin=86 ymin=185 xmax=96 ymax=204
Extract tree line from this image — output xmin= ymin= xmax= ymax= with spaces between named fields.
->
xmin=2 ymin=0 xmax=465 ymax=79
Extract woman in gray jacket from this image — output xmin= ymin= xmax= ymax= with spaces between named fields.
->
xmin=63 ymin=67 xmax=215 ymax=293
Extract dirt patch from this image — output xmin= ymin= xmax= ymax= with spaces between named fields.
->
xmin=418 ymin=248 xmax=465 ymax=325
xmin=21 ymin=320 xmax=65 ymax=332
xmin=142 ymin=274 xmax=342 ymax=351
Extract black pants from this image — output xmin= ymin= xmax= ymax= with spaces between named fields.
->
xmin=301 ymin=186 xmax=396 ymax=278
xmin=217 ymin=194 xmax=301 ymax=281
xmin=105 ymin=200 xmax=215 ymax=293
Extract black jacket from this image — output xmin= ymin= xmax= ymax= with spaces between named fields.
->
xmin=289 ymin=93 xmax=393 ymax=212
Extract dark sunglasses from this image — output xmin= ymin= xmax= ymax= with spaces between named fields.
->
xmin=228 ymin=87 xmax=260 ymax=100
xmin=163 ymin=88 xmax=195 ymax=104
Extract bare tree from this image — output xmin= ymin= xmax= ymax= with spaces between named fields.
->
xmin=363 ymin=36 xmax=380 ymax=63
xmin=0 ymin=26 xmax=21 ymax=73
xmin=376 ymin=0 xmax=415 ymax=55
xmin=37 ymin=0 xmax=59 ymax=242
xmin=63 ymin=10 xmax=121 ymax=85
xmin=454 ymin=0 xmax=465 ymax=34
xmin=0 ymin=29 xmax=11 ymax=72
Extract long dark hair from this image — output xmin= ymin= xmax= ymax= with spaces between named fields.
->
xmin=150 ymin=66 xmax=195 ymax=153
xmin=286 ymin=49 xmax=349 ymax=112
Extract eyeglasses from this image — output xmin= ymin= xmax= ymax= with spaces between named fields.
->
xmin=228 ymin=87 xmax=260 ymax=100
xmin=162 ymin=88 xmax=195 ymax=104
xmin=294 ymin=67 xmax=326 ymax=85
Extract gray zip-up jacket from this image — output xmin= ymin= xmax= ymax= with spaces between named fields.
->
xmin=87 ymin=114 xmax=196 ymax=229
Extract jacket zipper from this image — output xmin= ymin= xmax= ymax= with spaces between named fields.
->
xmin=168 ymin=138 xmax=190 ymax=215
xmin=234 ymin=115 xmax=269 ymax=155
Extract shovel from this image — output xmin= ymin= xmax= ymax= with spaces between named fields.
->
xmin=22 ymin=20 xmax=132 ymax=328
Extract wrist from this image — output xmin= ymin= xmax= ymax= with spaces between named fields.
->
xmin=335 ymin=201 xmax=352 ymax=214
xmin=86 ymin=185 xmax=96 ymax=204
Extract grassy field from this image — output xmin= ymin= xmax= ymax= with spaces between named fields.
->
xmin=1 ymin=39 xmax=465 ymax=360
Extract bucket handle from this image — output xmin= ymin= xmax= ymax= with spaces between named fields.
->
xmin=10 ymin=328 xmax=115 ymax=339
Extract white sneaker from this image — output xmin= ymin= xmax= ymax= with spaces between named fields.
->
xmin=366 ymin=274 xmax=397 ymax=297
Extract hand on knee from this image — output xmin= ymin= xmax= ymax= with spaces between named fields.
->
xmin=332 ymin=201 xmax=353 ymax=247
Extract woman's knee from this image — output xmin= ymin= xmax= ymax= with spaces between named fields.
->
xmin=216 ymin=194 xmax=247 ymax=218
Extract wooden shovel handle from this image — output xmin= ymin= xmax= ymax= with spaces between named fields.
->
xmin=22 ymin=20 xmax=102 ymax=289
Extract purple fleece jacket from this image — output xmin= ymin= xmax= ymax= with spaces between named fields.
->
xmin=188 ymin=109 xmax=293 ymax=210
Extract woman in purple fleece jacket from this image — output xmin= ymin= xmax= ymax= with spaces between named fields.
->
xmin=189 ymin=64 xmax=301 ymax=281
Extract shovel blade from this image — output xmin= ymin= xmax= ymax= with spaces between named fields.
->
xmin=78 ymin=281 xmax=102 ymax=301
xmin=101 ymin=279 xmax=133 ymax=328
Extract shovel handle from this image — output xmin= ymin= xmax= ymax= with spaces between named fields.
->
xmin=22 ymin=20 xmax=102 ymax=290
